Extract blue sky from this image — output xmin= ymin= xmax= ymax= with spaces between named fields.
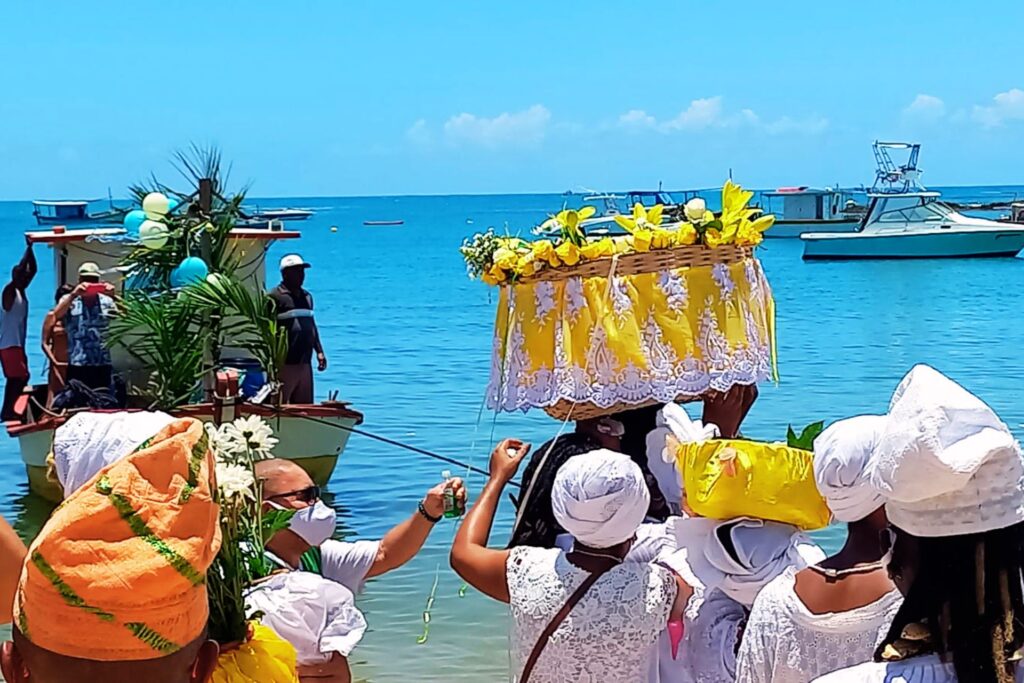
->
xmin=2 ymin=1 xmax=1023 ymax=198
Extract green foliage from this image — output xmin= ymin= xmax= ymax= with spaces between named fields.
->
xmin=787 ymin=421 xmax=826 ymax=450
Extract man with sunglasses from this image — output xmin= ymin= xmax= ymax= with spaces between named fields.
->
xmin=256 ymin=458 xmax=467 ymax=594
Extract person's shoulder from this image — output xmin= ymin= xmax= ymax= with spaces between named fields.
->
xmin=811 ymin=655 xmax=955 ymax=683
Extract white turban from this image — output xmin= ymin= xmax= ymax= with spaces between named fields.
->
xmin=813 ymin=415 xmax=886 ymax=522
xmin=871 ymin=364 xmax=1023 ymax=537
xmin=551 ymin=449 xmax=650 ymax=549
xmin=53 ymin=410 xmax=175 ymax=497
xmin=246 ymin=571 xmax=367 ymax=664
xmin=662 ymin=516 xmax=825 ymax=607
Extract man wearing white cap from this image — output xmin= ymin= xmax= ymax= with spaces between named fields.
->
xmin=51 ymin=262 xmax=116 ymax=392
xmin=270 ymin=253 xmax=326 ymax=404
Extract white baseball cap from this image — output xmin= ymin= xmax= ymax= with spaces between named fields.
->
xmin=78 ymin=262 xmax=102 ymax=277
xmin=279 ymin=254 xmax=310 ymax=271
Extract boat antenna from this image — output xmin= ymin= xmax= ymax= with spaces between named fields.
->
xmin=729 ymin=167 xmax=733 ymax=181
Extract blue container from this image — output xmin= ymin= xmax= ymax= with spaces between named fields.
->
xmin=221 ymin=357 xmax=266 ymax=399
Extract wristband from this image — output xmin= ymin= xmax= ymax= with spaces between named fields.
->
xmin=417 ymin=500 xmax=441 ymax=524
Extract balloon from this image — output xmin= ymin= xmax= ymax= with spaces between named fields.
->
xmin=142 ymin=192 xmax=171 ymax=219
xmin=166 ymin=196 xmax=180 ymax=212
xmin=170 ymin=256 xmax=208 ymax=288
xmin=123 ymin=209 xmax=147 ymax=235
xmin=138 ymin=220 xmax=169 ymax=250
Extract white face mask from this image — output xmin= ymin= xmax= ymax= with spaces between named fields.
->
xmin=271 ymin=499 xmax=337 ymax=546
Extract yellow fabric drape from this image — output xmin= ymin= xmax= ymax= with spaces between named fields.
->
xmin=487 ymin=257 xmax=777 ymax=414
xmin=677 ymin=440 xmax=831 ymax=531
xmin=211 ymin=623 xmax=299 ymax=683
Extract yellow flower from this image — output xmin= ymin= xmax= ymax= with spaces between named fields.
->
xmin=651 ymin=228 xmax=675 ymax=249
xmin=705 ymin=220 xmax=739 ymax=248
xmin=513 ymin=252 xmax=540 ymax=277
xmin=612 ymin=236 xmax=632 ymax=254
xmin=736 ymin=214 xmax=775 ymax=246
xmin=613 ymin=203 xmax=664 ymax=233
xmin=487 ymin=263 xmax=508 ymax=283
xmin=541 ymin=206 xmax=597 ymax=242
xmin=532 ymin=239 xmax=560 ymax=267
xmin=555 ymin=241 xmax=581 ymax=266
xmin=492 ymin=246 xmax=518 ymax=271
xmin=580 ymin=237 xmax=615 ymax=260
xmin=675 ymin=223 xmax=698 ymax=245
xmin=631 ymin=228 xmax=653 ymax=252
xmin=721 ymin=179 xmax=755 ymax=217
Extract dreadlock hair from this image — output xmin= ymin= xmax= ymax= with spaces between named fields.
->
xmin=507 ymin=432 xmax=601 ymax=549
xmin=876 ymin=522 xmax=1024 ymax=683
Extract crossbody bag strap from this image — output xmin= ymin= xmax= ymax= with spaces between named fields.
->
xmin=519 ymin=564 xmax=614 ymax=683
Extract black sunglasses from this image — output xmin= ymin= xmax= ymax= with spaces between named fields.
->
xmin=267 ymin=485 xmax=321 ymax=503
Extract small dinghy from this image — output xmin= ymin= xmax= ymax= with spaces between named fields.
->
xmin=363 ymin=219 xmax=404 ymax=226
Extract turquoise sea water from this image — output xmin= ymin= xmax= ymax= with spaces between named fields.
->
xmin=0 ymin=187 xmax=1023 ymax=681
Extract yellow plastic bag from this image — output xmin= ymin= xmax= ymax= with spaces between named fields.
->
xmin=677 ymin=439 xmax=831 ymax=530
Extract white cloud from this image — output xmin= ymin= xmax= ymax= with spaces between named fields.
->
xmin=616 ymin=97 xmax=826 ymax=135
xmin=405 ymin=118 xmax=432 ymax=147
xmin=972 ymin=88 xmax=1024 ymax=127
xmin=442 ymin=104 xmax=550 ymax=148
xmin=903 ymin=94 xmax=946 ymax=119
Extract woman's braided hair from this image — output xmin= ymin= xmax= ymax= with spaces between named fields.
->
xmin=877 ymin=522 xmax=1024 ymax=683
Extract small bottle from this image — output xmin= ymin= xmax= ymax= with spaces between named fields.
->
xmin=441 ymin=470 xmax=462 ymax=518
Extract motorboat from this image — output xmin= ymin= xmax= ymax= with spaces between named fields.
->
xmin=757 ymin=187 xmax=865 ymax=238
xmin=32 ymin=199 xmax=127 ymax=226
xmin=243 ymin=206 xmax=314 ymax=221
xmin=802 ymin=142 xmax=1024 ymax=260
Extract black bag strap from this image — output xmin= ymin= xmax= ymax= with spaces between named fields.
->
xmin=520 ymin=564 xmax=614 ymax=683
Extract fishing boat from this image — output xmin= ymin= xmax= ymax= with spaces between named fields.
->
xmin=32 ymin=200 xmax=127 ymax=226
xmin=244 ymin=206 xmax=315 ymax=221
xmin=7 ymin=186 xmax=362 ymax=503
xmin=756 ymin=187 xmax=865 ymax=238
xmin=363 ymin=219 xmax=404 ymax=226
xmin=802 ymin=142 xmax=1024 ymax=260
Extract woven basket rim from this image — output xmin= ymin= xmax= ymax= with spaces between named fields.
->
xmin=517 ymin=244 xmax=753 ymax=284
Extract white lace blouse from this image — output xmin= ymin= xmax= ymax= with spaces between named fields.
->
xmin=812 ymin=654 xmax=1024 ymax=682
xmin=735 ymin=568 xmax=903 ymax=683
xmin=507 ymin=545 xmax=676 ymax=682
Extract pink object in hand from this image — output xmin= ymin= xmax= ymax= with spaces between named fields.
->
xmin=667 ymin=619 xmax=684 ymax=660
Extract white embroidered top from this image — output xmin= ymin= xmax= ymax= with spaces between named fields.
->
xmin=735 ymin=568 xmax=903 ymax=683
xmin=812 ymin=654 xmax=1024 ymax=682
xmin=507 ymin=546 xmax=675 ymax=683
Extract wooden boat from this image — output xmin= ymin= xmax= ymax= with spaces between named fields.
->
xmin=7 ymin=224 xmax=363 ymax=503
xmin=32 ymin=200 xmax=127 ymax=226
xmin=363 ymin=219 xmax=404 ymax=226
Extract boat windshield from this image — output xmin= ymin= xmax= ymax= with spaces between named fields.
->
xmin=867 ymin=195 xmax=953 ymax=225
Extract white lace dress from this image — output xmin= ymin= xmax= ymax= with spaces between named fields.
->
xmin=507 ymin=546 xmax=676 ymax=682
xmin=735 ymin=568 xmax=903 ymax=683
xmin=812 ymin=654 xmax=1024 ymax=682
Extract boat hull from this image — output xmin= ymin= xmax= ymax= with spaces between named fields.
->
xmin=802 ymin=229 xmax=1024 ymax=260
xmin=764 ymin=218 xmax=861 ymax=239
xmin=10 ymin=405 xmax=361 ymax=503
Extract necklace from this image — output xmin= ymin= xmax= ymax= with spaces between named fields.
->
xmin=571 ymin=548 xmax=625 ymax=564
xmin=808 ymin=557 xmax=888 ymax=580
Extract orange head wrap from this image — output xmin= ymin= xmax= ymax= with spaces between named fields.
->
xmin=14 ymin=417 xmax=221 ymax=661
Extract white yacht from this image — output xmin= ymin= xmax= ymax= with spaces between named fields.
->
xmin=758 ymin=187 xmax=865 ymax=238
xmin=801 ymin=142 xmax=1024 ymax=260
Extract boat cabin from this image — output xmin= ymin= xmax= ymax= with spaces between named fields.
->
xmin=760 ymin=187 xmax=854 ymax=222
xmin=859 ymin=192 xmax=951 ymax=230
xmin=32 ymin=200 xmax=89 ymax=223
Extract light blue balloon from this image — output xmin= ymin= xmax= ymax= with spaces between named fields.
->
xmin=166 ymin=197 xmax=180 ymax=212
xmin=123 ymin=209 xmax=147 ymax=235
xmin=170 ymin=256 xmax=208 ymax=288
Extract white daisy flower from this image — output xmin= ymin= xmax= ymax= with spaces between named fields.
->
xmin=222 ymin=415 xmax=279 ymax=460
xmin=215 ymin=461 xmax=255 ymax=501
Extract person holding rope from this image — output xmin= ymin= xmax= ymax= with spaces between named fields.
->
xmin=451 ymin=440 xmax=689 ymax=683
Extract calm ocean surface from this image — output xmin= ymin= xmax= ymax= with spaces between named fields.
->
xmin=0 ymin=187 xmax=1022 ymax=681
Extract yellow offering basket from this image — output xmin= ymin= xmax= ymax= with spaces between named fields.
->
xmin=487 ymin=243 xmax=777 ymax=420
xmin=676 ymin=439 xmax=831 ymax=531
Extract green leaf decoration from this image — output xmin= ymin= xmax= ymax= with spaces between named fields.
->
xmin=787 ymin=421 xmax=825 ymax=450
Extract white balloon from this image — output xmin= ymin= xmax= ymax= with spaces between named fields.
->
xmin=139 ymin=220 xmax=169 ymax=250
xmin=142 ymin=192 xmax=171 ymax=219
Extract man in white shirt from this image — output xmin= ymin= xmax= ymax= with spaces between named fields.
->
xmin=256 ymin=458 xmax=466 ymax=594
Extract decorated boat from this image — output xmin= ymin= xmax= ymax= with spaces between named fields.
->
xmin=462 ymin=181 xmax=778 ymax=421
xmin=7 ymin=155 xmax=361 ymax=503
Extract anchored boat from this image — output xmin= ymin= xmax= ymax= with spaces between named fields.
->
xmin=7 ymin=197 xmax=362 ymax=503
xmin=802 ymin=142 xmax=1024 ymax=260
xmin=32 ymin=199 xmax=128 ymax=226
xmin=757 ymin=187 xmax=865 ymax=238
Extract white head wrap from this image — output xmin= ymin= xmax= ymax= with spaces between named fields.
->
xmin=246 ymin=571 xmax=367 ymax=664
xmin=813 ymin=415 xmax=887 ymax=522
xmin=645 ymin=403 xmax=720 ymax=514
xmin=871 ymin=364 xmax=1024 ymax=537
xmin=53 ymin=410 xmax=175 ymax=497
xmin=551 ymin=449 xmax=650 ymax=549
xmin=661 ymin=516 xmax=825 ymax=607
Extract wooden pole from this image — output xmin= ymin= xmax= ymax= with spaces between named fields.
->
xmin=199 ymin=179 xmax=217 ymax=405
